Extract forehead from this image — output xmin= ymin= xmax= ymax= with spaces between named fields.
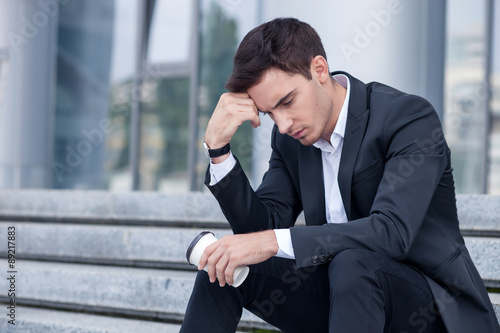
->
xmin=247 ymin=69 xmax=306 ymax=110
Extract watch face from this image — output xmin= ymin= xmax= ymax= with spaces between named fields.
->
xmin=202 ymin=142 xmax=210 ymax=158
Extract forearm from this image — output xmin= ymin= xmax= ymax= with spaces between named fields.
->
xmin=205 ymin=159 xmax=274 ymax=234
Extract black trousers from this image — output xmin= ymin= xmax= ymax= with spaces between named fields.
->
xmin=180 ymin=249 xmax=446 ymax=333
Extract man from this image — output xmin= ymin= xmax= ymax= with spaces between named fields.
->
xmin=181 ymin=18 xmax=500 ymax=332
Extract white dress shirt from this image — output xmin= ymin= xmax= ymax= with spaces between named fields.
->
xmin=209 ymin=74 xmax=351 ymax=260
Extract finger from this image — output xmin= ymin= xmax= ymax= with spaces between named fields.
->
xmin=220 ymin=93 xmax=252 ymax=108
xmin=235 ymin=97 xmax=256 ymax=106
xmin=234 ymin=103 xmax=259 ymax=118
xmin=233 ymin=103 xmax=257 ymax=114
xmin=206 ymin=249 xmax=224 ymax=284
xmin=250 ymin=114 xmax=261 ymax=128
xmin=215 ymin=254 xmax=230 ymax=287
xmin=199 ymin=243 xmax=222 ymax=284
xmin=198 ymin=242 xmax=217 ymax=270
xmin=237 ymin=105 xmax=261 ymax=128
xmin=226 ymin=92 xmax=250 ymax=99
xmin=225 ymin=262 xmax=236 ymax=286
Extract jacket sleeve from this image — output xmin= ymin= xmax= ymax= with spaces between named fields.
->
xmin=205 ymin=126 xmax=302 ymax=234
xmin=290 ymin=94 xmax=448 ymax=268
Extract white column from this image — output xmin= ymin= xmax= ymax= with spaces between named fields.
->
xmin=0 ymin=0 xmax=59 ymax=188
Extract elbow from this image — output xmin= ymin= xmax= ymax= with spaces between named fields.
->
xmin=374 ymin=212 xmax=414 ymax=260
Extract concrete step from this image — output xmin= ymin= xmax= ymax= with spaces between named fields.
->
xmin=0 ymin=222 xmax=232 ymax=267
xmin=490 ymin=293 xmax=500 ymax=323
xmin=0 ymin=190 xmax=497 ymax=233
xmin=2 ymin=303 xmax=495 ymax=333
xmin=0 ymin=306 xmax=183 ymax=333
xmin=0 ymin=190 xmax=229 ymax=227
xmin=0 ymin=276 xmax=496 ymax=332
xmin=464 ymin=237 xmax=500 ymax=288
xmin=457 ymin=195 xmax=500 ymax=236
xmin=0 ymin=260 xmax=271 ymax=329
xmin=1 ymin=222 xmax=498 ymax=285
xmin=0 ymin=306 xmax=255 ymax=333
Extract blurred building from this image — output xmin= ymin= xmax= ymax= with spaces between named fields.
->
xmin=0 ymin=0 xmax=498 ymax=195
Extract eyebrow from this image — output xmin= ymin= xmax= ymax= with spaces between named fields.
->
xmin=259 ymin=89 xmax=296 ymax=113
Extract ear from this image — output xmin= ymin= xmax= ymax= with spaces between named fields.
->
xmin=311 ymin=55 xmax=330 ymax=84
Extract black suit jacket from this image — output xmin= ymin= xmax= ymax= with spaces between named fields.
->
xmin=206 ymin=71 xmax=500 ymax=332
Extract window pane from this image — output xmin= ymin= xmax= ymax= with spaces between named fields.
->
xmin=53 ymin=0 xmax=137 ymax=190
xmin=147 ymin=0 xmax=193 ymax=64
xmin=444 ymin=0 xmax=488 ymax=194
xmin=489 ymin=1 xmax=500 ymax=194
xmin=139 ymin=77 xmax=190 ymax=192
xmin=0 ymin=47 xmax=7 ymax=118
xmin=107 ymin=0 xmax=139 ymax=190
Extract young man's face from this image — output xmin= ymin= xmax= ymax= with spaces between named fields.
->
xmin=247 ymin=68 xmax=334 ymax=146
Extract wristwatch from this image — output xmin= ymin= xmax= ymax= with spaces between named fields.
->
xmin=203 ymin=141 xmax=231 ymax=158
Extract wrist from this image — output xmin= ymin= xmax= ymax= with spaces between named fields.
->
xmin=263 ymin=230 xmax=279 ymax=256
xmin=204 ymin=137 xmax=228 ymax=151
xmin=203 ymin=141 xmax=231 ymax=159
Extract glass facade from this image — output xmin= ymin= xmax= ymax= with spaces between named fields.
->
xmin=444 ymin=0 xmax=489 ymax=194
xmin=0 ymin=0 xmax=499 ymax=195
xmin=490 ymin=0 xmax=500 ymax=194
xmin=53 ymin=0 xmax=115 ymax=189
xmin=52 ymin=0 xmax=138 ymax=190
xmin=139 ymin=77 xmax=190 ymax=191
xmin=138 ymin=0 xmax=193 ymax=191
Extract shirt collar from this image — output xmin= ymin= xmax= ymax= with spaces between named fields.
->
xmin=313 ymin=74 xmax=351 ymax=152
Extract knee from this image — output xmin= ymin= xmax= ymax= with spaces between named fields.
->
xmin=329 ymin=249 xmax=377 ymax=271
xmin=192 ymin=270 xmax=213 ymax=290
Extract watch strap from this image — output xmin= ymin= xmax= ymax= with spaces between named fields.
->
xmin=205 ymin=142 xmax=231 ymax=158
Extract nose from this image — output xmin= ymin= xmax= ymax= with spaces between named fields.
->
xmin=273 ymin=112 xmax=293 ymax=135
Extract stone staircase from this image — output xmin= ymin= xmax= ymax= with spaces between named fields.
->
xmin=0 ymin=190 xmax=498 ymax=332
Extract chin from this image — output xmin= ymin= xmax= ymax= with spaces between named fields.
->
xmin=299 ymin=131 xmax=322 ymax=146
xmin=298 ymin=137 xmax=314 ymax=146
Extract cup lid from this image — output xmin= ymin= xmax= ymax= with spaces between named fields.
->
xmin=186 ymin=231 xmax=214 ymax=264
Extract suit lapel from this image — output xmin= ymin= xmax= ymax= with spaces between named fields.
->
xmin=335 ymin=72 xmax=370 ymax=220
xmin=298 ymin=144 xmax=326 ymax=226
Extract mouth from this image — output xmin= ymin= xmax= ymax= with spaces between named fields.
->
xmin=291 ymin=129 xmax=305 ymax=139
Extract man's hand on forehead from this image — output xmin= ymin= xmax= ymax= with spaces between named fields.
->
xmin=204 ymin=93 xmax=261 ymax=163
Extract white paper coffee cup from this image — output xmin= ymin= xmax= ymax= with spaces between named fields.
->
xmin=186 ymin=231 xmax=249 ymax=288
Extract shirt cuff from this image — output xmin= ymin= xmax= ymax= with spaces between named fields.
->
xmin=209 ymin=152 xmax=236 ymax=186
xmin=273 ymin=228 xmax=295 ymax=259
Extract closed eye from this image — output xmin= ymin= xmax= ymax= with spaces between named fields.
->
xmin=283 ymin=97 xmax=294 ymax=107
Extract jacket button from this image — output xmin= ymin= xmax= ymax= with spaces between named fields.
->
xmin=319 ymin=255 xmax=326 ymax=263
xmin=327 ymin=254 xmax=334 ymax=261
xmin=311 ymin=255 xmax=319 ymax=264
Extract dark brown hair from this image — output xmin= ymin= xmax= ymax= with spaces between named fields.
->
xmin=225 ymin=18 xmax=327 ymax=92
